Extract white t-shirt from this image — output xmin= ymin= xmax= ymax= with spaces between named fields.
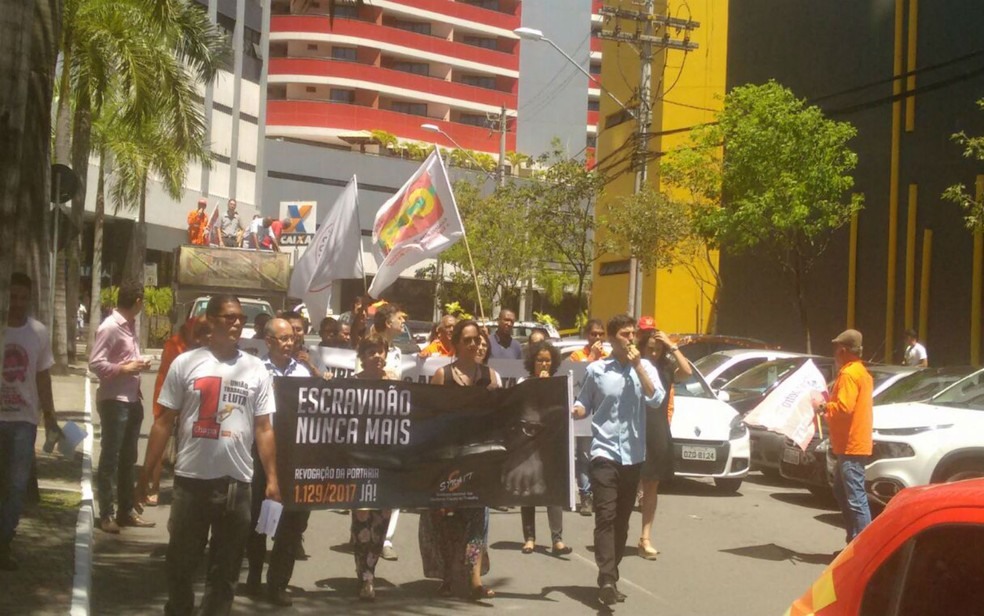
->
xmin=244 ymin=218 xmax=272 ymax=249
xmin=1 ymin=318 xmax=54 ymax=424
xmin=158 ymin=347 xmax=275 ymax=482
xmin=903 ymin=342 xmax=927 ymax=366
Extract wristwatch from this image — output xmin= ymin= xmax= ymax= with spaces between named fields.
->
xmin=669 ymin=345 xmax=679 ymax=353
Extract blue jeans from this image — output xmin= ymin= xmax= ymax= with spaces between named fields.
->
xmin=832 ymin=454 xmax=872 ymax=542
xmin=96 ymin=400 xmax=144 ymax=520
xmin=575 ymin=436 xmax=593 ymax=497
xmin=0 ymin=421 xmax=37 ymax=547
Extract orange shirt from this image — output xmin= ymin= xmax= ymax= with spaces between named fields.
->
xmin=153 ymin=333 xmax=187 ymax=419
xmin=569 ymin=346 xmax=609 ymax=362
xmin=825 ymin=359 xmax=873 ymax=456
xmin=420 ymin=339 xmax=453 ymax=358
xmin=187 ymin=209 xmax=208 ymax=245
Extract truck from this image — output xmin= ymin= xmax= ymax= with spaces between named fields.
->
xmin=171 ymin=245 xmax=292 ymax=338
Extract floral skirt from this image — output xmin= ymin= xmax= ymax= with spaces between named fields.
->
xmin=418 ymin=507 xmax=490 ymax=584
xmin=351 ymin=509 xmax=392 ymax=582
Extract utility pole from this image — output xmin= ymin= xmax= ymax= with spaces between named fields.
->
xmin=597 ymin=2 xmax=698 ymax=317
xmin=497 ymin=105 xmax=507 ymax=187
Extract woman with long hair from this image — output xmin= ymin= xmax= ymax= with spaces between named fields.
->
xmin=419 ymin=319 xmax=500 ymax=601
xmin=350 ymin=334 xmax=395 ymax=600
xmin=518 ymin=341 xmax=571 ymax=556
xmin=636 ymin=324 xmax=691 ymax=559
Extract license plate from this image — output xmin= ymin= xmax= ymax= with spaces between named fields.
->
xmin=681 ymin=446 xmax=716 ymax=461
xmin=782 ymin=448 xmax=801 ymax=465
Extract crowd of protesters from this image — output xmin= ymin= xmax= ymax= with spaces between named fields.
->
xmin=1 ymin=273 xmax=876 ymax=611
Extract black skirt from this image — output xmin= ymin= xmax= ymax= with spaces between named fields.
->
xmin=641 ymin=366 xmax=675 ymax=482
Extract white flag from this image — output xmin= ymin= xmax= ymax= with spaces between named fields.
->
xmin=743 ymin=359 xmax=828 ymax=451
xmin=288 ymin=177 xmax=362 ymax=323
xmin=368 ymin=150 xmax=463 ymax=297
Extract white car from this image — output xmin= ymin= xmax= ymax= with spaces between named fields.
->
xmin=189 ymin=296 xmax=275 ymax=339
xmin=692 ymin=349 xmax=807 ymax=391
xmin=866 ymin=367 xmax=984 ymax=504
xmin=478 ymin=320 xmax=560 ymax=341
xmin=671 ymin=368 xmax=751 ymax=492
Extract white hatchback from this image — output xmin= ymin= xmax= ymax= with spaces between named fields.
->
xmin=671 ymin=368 xmax=751 ymax=492
xmin=866 ymin=367 xmax=984 ymax=504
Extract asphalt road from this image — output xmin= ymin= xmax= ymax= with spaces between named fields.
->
xmin=89 ymin=372 xmax=847 ymax=615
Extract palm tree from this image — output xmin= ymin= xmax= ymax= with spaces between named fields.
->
xmin=55 ymin=0 xmax=224 ymax=364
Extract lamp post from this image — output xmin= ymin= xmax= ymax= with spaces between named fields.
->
xmin=515 ymin=25 xmax=648 ymax=318
xmin=420 ymin=123 xmax=500 ymax=184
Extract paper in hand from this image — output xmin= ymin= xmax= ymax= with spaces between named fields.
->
xmin=255 ymin=499 xmax=283 ymax=538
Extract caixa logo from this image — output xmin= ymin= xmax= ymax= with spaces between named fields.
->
xmin=439 ymin=470 xmax=474 ymax=493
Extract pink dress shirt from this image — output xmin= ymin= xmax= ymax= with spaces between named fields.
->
xmin=89 ymin=310 xmax=142 ymax=402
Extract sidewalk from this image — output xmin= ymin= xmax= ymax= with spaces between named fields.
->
xmin=0 ymin=369 xmax=86 ymax=616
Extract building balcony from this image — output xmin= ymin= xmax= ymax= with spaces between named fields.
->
xmin=271 ymin=15 xmax=519 ymax=75
xmin=269 ymin=57 xmax=516 ymax=112
xmin=267 ymin=100 xmax=515 ymax=153
xmin=385 ymin=0 xmax=520 ymax=29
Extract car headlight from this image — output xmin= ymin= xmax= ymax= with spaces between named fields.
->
xmin=872 ymin=441 xmax=916 ymax=459
xmin=873 ymin=424 xmax=953 ymax=437
xmin=729 ymin=415 xmax=747 ymax=440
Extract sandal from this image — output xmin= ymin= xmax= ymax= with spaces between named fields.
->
xmin=521 ymin=541 xmax=535 ymax=554
xmin=470 ymin=585 xmax=495 ymax=601
xmin=145 ymin=494 xmax=159 ymax=507
xmin=638 ymin=538 xmax=659 ymax=560
xmin=552 ymin=542 xmax=573 ymax=555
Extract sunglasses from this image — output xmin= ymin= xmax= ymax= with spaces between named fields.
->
xmin=462 ymin=335 xmax=482 ymax=345
xmin=215 ymin=314 xmax=247 ymax=324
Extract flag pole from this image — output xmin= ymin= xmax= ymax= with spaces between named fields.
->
xmin=461 ymin=230 xmax=485 ymax=319
xmin=351 ymin=175 xmax=369 ymax=295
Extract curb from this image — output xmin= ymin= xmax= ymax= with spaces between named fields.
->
xmin=70 ymin=377 xmax=94 ymax=616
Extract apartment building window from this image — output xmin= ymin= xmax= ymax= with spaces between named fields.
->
xmin=590 ymin=62 xmax=602 ymax=75
xmin=394 ymin=20 xmax=431 ymax=35
xmin=587 ymin=99 xmax=600 ymax=111
xmin=307 ymin=43 xmax=319 ymax=51
xmin=392 ymin=62 xmax=430 ymax=77
xmin=305 ymin=86 xmax=318 ymax=93
xmin=329 ymin=4 xmax=359 ymax=18
xmin=331 ymin=47 xmax=357 ymax=61
xmin=330 ymin=89 xmax=355 ymax=103
xmin=462 ymin=35 xmax=498 ymax=50
xmin=458 ymin=113 xmax=487 ymax=127
xmin=460 ymin=74 xmax=496 ymax=89
xmin=461 ymin=0 xmax=500 ymax=10
xmin=586 ymin=134 xmax=598 ymax=148
xmin=391 ymin=101 xmax=428 ymax=116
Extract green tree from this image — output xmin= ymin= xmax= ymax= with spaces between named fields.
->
xmin=600 ymin=188 xmax=694 ymax=272
xmin=667 ymin=81 xmax=864 ymax=351
xmin=942 ymin=98 xmax=984 ymax=229
xmin=441 ymin=179 xmax=546 ymax=314
xmin=523 ymin=145 xmax=603 ymax=312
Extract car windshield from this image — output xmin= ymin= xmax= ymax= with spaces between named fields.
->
xmin=675 ymin=364 xmax=715 ymax=399
xmin=722 ymin=357 xmax=804 ymax=394
xmin=693 ymin=352 xmax=733 ymax=377
xmin=928 ymin=369 xmax=984 ymax=410
xmin=874 ymin=369 xmax=972 ymax=404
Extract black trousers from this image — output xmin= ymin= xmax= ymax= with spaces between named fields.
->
xmin=589 ymin=457 xmax=641 ymax=587
xmin=165 ymin=476 xmax=251 ymax=616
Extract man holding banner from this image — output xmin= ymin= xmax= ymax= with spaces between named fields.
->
xmin=573 ymin=314 xmax=664 ymax=607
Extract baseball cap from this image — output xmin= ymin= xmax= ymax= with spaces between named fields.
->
xmin=637 ymin=316 xmax=656 ymax=331
xmin=831 ymin=329 xmax=863 ymax=353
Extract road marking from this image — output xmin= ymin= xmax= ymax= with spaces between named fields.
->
xmin=571 ymin=552 xmax=670 ymax=605
xmin=71 ymin=376 xmax=94 ymax=616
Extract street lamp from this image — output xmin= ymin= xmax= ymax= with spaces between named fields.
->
xmin=513 ymin=27 xmax=635 ymax=119
xmin=420 ymin=123 xmax=497 ymax=182
xmin=516 ymin=25 xmax=649 ymax=317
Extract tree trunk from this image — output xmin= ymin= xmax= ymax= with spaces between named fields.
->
xmin=122 ymin=173 xmax=148 ymax=346
xmin=87 ymin=152 xmax=106 ymax=353
xmin=0 ymin=0 xmax=37 ymax=355
xmin=793 ymin=251 xmax=812 ymax=354
xmin=65 ymin=93 xmax=91 ymax=361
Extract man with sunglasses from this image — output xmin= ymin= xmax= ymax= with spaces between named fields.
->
xmin=137 ymin=295 xmax=279 ymax=616
xmin=245 ymin=318 xmax=311 ymax=606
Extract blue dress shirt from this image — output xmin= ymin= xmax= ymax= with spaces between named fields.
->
xmin=575 ymin=357 xmax=665 ymax=465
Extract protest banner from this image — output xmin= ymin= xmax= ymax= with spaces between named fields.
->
xmin=742 ymin=359 xmax=827 ymax=450
xmin=273 ymin=376 xmax=572 ymax=510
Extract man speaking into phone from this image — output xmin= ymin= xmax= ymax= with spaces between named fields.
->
xmin=572 ymin=314 xmax=664 ymax=607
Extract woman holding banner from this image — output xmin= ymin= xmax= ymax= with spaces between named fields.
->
xmin=351 ymin=334 xmax=395 ymax=601
xmin=421 ymin=320 xmax=500 ymax=601
xmin=636 ymin=321 xmax=692 ymax=559
xmin=518 ymin=341 xmax=572 ymax=556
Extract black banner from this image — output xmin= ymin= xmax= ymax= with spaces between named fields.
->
xmin=273 ymin=376 xmax=572 ymax=510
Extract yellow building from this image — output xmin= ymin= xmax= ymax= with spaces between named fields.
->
xmin=590 ymin=0 xmax=729 ymax=332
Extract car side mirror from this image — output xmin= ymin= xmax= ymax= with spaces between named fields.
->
xmin=716 ymin=390 xmax=731 ymax=403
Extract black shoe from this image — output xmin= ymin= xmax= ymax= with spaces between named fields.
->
xmin=579 ymin=494 xmax=593 ymax=517
xmin=599 ymin=584 xmax=617 ymax=606
xmin=614 ymin=584 xmax=627 ymax=603
xmin=242 ymin=576 xmax=262 ymax=597
xmin=0 ymin=546 xmax=16 ymax=571
xmin=294 ymin=535 xmax=307 ymax=560
xmin=268 ymin=586 xmax=292 ymax=607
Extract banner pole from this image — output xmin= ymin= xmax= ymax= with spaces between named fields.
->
xmin=462 ymin=231 xmax=485 ymax=319
xmin=351 ymin=176 xmax=370 ymax=296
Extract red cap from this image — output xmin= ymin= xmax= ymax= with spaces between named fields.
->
xmin=637 ymin=316 xmax=656 ymax=331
